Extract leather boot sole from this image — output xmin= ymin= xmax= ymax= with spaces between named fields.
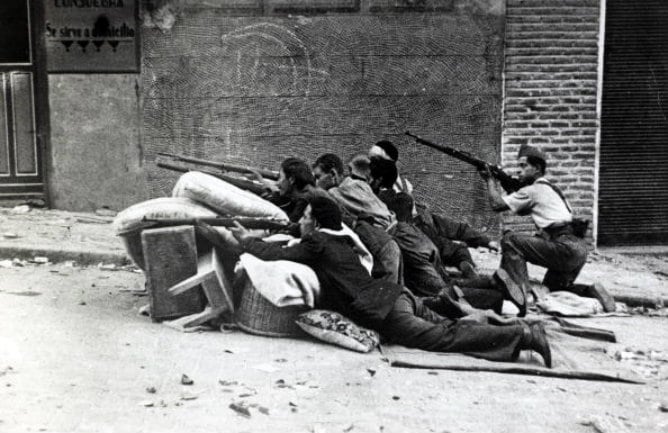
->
xmin=494 ymin=269 xmax=526 ymax=316
xmin=588 ymin=282 xmax=616 ymax=313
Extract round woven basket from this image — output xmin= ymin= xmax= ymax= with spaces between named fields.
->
xmin=234 ymin=277 xmax=308 ymax=338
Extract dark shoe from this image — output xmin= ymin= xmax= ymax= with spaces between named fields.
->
xmin=587 ymin=282 xmax=616 ymax=313
xmin=530 ymin=323 xmax=552 ymax=368
xmin=494 ymin=269 xmax=526 ymax=316
xmin=459 ymin=261 xmax=478 ymax=279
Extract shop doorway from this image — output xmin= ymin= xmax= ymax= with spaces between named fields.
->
xmin=0 ymin=0 xmax=48 ymax=199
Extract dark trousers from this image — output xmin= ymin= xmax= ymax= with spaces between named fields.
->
xmin=500 ymin=231 xmax=588 ymax=293
xmin=381 ymin=291 xmax=525 ymax=362
xmin=439 ymin=240 xmax=474 ymax=269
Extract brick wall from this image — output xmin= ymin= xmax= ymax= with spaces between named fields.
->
xmin=501 ymin=0 xmax=601 ymax=241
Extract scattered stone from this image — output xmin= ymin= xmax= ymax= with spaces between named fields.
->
xmin=366 ymin=368 xmax=377 ymax=377
xmin=180 ymin=393 xmax=198 ymax=401
xmin=660 ymin=402 xmax=668 ymax=412
xmin=253 ymin=363 xmax=279 ymax=373
xmin=229 ymin=403 xmax=251 ymax=418
xmin=7 ymin=291 xmax=41 ymax=297
xmin=392 ymin=396 xmax=400 ymax=401
xmin=180 ymin=374 xmax=194 ymax=385
xmin=2 ymin=232 xmax=18 ymax=239
xmin=79 ymin=301 xmax=86 ymax=306
xmin=32 ymin=257 xmax=49 ymax=264
xmin=98 ymin=263 xmax=117 ymax=271
xmin=11 ymin=259 xmax=26 ymax=267
xmin=344 ymin=425 xmax=354 ymax=432
xmin=12 ymin=205 xmax=31 ymax=214
xmin=258 ymin=406 xmax=269 ymax=415
xmin=274 ymin=358 xmax=287 ymax=363
xmin=218 ymin=380 xmax=238 ymax=386
xmin=140 ymin=401 xmax=154 ymax=407
xmin=146 ymin=386 xmax=157 ymax=394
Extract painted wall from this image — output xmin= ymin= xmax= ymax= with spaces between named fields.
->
xmin=48 ymin=74 xmax=149 ymax=211
xmin=141 ymin=0 xmax=507 ymax=232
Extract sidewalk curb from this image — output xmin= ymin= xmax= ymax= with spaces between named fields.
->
xmin=0 ymin=244 xmax=131 ymax=266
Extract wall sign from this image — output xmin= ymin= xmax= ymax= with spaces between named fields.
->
xmin=45 ymin=0 xmax=138 ymax=72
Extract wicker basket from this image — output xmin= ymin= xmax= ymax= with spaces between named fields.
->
xmin=234 ymin=276 xmax=308 ymax=338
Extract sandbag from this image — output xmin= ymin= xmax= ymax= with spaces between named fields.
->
xmin=112 ymin=197 xmax=218 ymax=236
xmin=171 ymin=171 xmax=288 ymax=221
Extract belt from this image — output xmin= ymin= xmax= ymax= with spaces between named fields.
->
xmin=541 ymin=222 xmax=574 ymax=238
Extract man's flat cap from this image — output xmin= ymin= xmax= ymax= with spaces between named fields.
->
xmin=518 ymin=144 xmax=547 ymax=162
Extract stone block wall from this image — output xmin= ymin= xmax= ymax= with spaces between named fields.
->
xmin=141 ymin=0 xmax=506 ymax=232
xmin=501 ymin=0 xmax=601 ymax=240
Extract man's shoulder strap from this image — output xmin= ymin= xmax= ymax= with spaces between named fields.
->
xmin=534 ymin=178 xmax=572 ymax=213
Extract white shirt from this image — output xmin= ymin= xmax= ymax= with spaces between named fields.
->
xmin=393 ymin=175 xmax=414 ymax=195
xmin=502 ymin=178 xmax=572 ymax=229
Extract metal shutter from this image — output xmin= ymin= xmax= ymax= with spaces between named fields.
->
xmin=598 ymin=0 xmax=668 ymax=246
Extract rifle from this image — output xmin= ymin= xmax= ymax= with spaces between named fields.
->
xmin=157 ymin=152 xmax=279 ymax=181
xmin=405 ymin=131 xmax=522 ymax=193
xmin=141 ymin=216 xmax=291 ymax=231
xmin=156 ymin=160 xmax=268 ymax=196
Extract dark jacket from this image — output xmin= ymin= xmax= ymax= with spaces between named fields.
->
xmin=240 ymin=230 xmax=403 ymax=330
xmin=389 ymin=221 xmax=452 ymax=297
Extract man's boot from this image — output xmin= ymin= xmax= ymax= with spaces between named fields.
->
xmin=521 ymin=322 xmax=552 ymax=368
xmin=459 ymin=261 xmax=478 ymax=279
xmin=569 ymin=282 xmax=616 ymax=313
xmin=494 ymin=269 xmax=527 ymax=317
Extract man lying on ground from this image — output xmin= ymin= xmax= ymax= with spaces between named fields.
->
xmin=480 ymin=144 xmax=614 ymax=316
xmin=368 ymin=156 xmax=499 ymax=281
xmin=368 ymin=140 xmax=414 ymax=195
xmin=204 ymin=196 xmax=552 ymax=367
xmin=252 ymin=157 xmax=329 ymax=224
xmin=381 ymin=190 xmax=518 ymax=314
xmin=312 ymin=153 xmax=402 ymax=283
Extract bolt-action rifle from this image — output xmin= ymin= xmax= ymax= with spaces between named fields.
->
xmin=141 ymin=216 xmax=291 ymax=231
xmin=157 ymin=152 xmax=279 ymax=181
xmin=405 ymin=131 xmax=522 ymax=193
xmin=156 ymin=160 xmax=268 ymax=196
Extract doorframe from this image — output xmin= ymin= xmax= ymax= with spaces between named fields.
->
xmin=0 ymin=0 xmax=50 ymax=205
xmin=31 ymin=0 xmax=51 ymax=206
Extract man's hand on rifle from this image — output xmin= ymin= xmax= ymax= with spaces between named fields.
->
xmin=230 ymin=221 xmax=257 ymax=243
xmin=478 ymin=165 xmax=493 ymax=180
xmin=245 ymin=169 xmax=279 ymax=194
xmin=486 ymin=240 xmax=500 ymax=252
xmin=195 ymin=221 xmax=239 ymax=250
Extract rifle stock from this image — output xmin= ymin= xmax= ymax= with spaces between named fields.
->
xmin=405 ymin=131 xmax=521 ymax=193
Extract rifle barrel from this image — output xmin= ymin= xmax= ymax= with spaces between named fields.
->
xmin=156 ymin=161 xmax=267 ymax=195
xmin=157 ymin=152 xmax=279 ymax=180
